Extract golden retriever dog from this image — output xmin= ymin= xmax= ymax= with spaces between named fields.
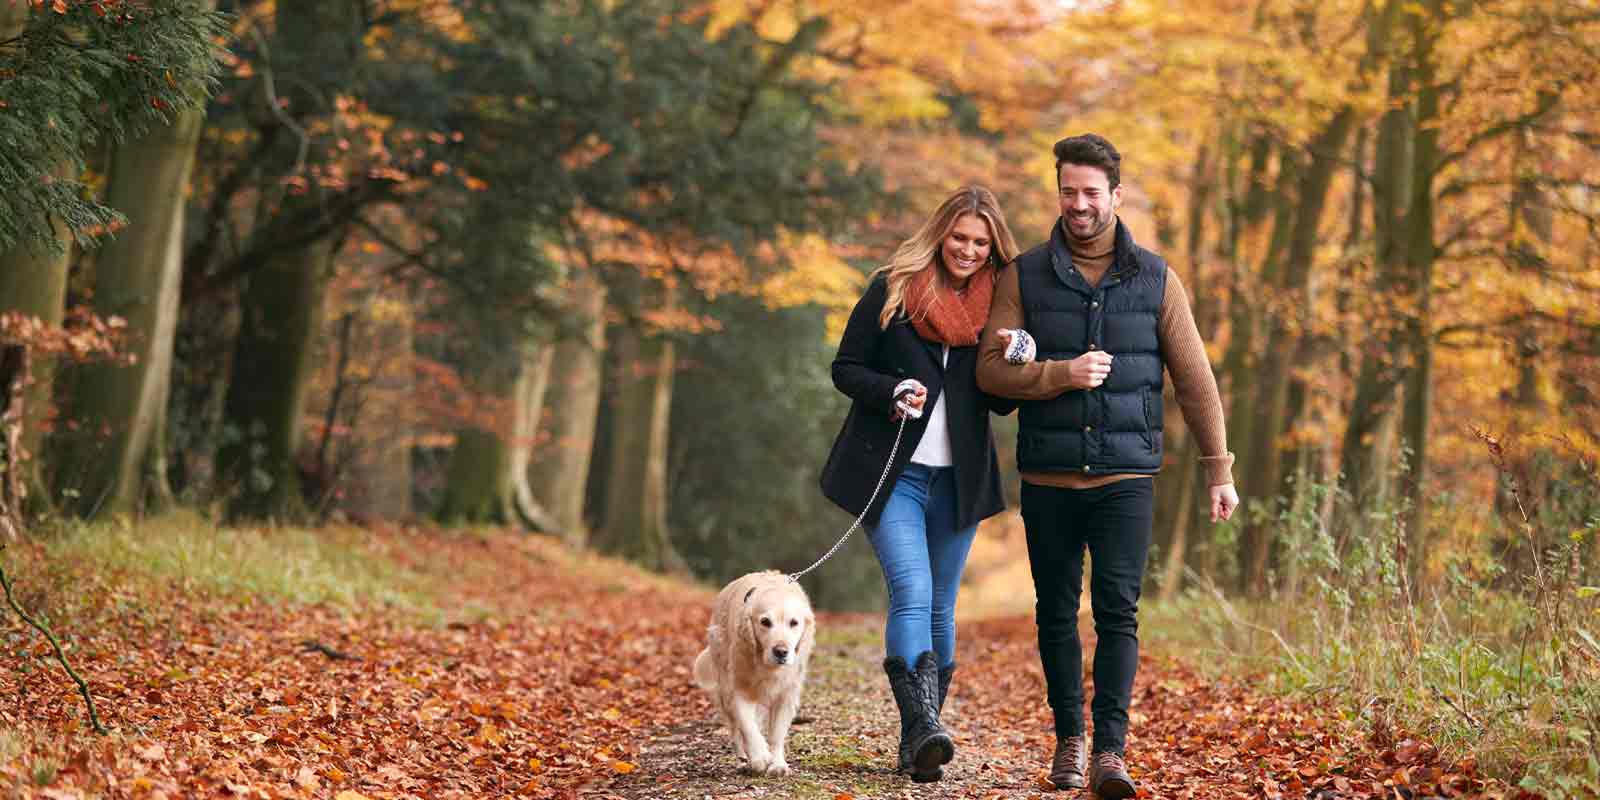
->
xmin=692 ymin=570 xmax=816 ymax=776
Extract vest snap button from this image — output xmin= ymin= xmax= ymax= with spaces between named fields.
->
xmin=1091 ymin=301 xmax=1100 ymax=308
xmin=1082 ymin=465 xmax=1091 ymax=473
xmin=1084 ymin=425 xmax=1092 ymax=432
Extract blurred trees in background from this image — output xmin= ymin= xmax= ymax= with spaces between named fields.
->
xmin=1 ymin=0 xmax=1596 ymax=612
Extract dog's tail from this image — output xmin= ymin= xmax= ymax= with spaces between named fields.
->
xmin=691 ymin=647 xmax=717 ymax=690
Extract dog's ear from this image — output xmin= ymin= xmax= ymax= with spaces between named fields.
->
xmin=736 ymin=604 xmax=760 ymax=655
xmin=798 ymin=609 xmax=816 ymax=657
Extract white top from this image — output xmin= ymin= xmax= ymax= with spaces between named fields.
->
xmin=910 ymin=345 xmax=953 ymax=467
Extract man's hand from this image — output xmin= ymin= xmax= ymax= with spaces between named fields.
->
xmin=1066 ymin=351 xmax=1114 ymax=389
xmin=1209 ymin=483 xmax=1239 ymax=522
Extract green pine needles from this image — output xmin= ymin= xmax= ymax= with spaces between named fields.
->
xmin=0 ymin=1 xmax=228 ymax=253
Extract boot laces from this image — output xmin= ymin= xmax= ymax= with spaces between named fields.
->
xmin=1094 ymin=750 xmax=1126 ymax=773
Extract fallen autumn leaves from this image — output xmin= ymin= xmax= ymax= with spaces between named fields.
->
xmin=0 ymin=524 xmax=1530 ymax=798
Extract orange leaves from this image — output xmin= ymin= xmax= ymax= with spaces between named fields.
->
xmin=0 ymin=310 xmax=129 ymax=365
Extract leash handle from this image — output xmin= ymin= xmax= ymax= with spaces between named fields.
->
xmin=788 ymin=413 xmax=910 ymax=583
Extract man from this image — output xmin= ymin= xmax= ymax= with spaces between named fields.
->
xmin=976 ymin=133 xmax=1239 ymax=799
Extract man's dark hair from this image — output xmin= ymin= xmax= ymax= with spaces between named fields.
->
xmin=1053 ymin=134 xmax=1121 ymax=190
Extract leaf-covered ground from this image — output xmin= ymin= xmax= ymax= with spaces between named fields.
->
xmin=0 ymin=525 xmax=1526 ymax=798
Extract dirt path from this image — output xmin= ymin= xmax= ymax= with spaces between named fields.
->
xmin=600 ymin=610 xmax=1505 ymax=800
xmin=0 ymin=527 xmax=1508 ymax=799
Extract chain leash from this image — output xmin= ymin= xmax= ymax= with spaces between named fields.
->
xmin=788 ymin=414 xmax=909 ymax=584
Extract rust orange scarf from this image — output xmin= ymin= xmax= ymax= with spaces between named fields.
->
xmin=906 ymin=264 xmax=995 ymax=347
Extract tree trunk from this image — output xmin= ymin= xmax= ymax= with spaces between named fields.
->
xmin=1154 ymin=145 xmax=1213 ymax=599
xmin=1398 ymin=9 xmax=1442 ymax=564
xmin=53 ymin=104 xmax=204 ymax=518
xmin=507 ymin=344 xmax=560 ymax=531
xmin=436 ymin=427 xmax=510 ymax=524
xmin=0 ymin=1 xmax=70 ymax=505
xmin=593 ymin=288 xmax=684 ymax=572
xmin=216 ymin=232 xmax=335 ymax=521
xmin=1231 ymin=152 xmax=1299 ymax=595
xmin=214 ymin=0 xmax=357 ymax=522
xmin=1158 ymin=446 xmax=1200 ymax=602
xmin=1238 ymin=110 xmax=1359 ymax=594
xmin=1341 ymin=7 xmax=1415 ymax=512
xmin=0 ymin=211 xmax=70 ymax=512
xmin=529 ymin=273 xmax=607 ymax=544
xmin=325 ymin=298 xmax=415 ymax=520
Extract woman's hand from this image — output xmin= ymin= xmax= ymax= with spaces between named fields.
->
xmin=997 ymin=329 xmax=1036 ymax=364
xmin=892 ymin=379 xmax=927 ymax=420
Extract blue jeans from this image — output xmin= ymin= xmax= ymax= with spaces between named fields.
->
xmin=868 ymin=463 xmax=978 ymax=667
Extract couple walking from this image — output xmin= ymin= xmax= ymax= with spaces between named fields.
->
xmin=820 ymin=133 xmax=1241 ymax=796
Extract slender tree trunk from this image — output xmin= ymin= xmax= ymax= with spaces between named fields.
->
xmin=1154 ymin=145 xmax=1213 ymax=599
xmin=508 ymin=343 xmax=560 ymax=531
xmin=1158 ymin=448 xmax=1200 ymax=602
xmin=529 ymin=273 xmax=607 ymax=544
xmin=1398 ymin=12 xmax=1442 ymax=562
xmin=1341 ymin=9 xmax=1415 ymax=513
xmin=1232 ymin=153 xmax=1300 ymax=595
xmin=54 ymin=103 xmax=204 ymax=518
xmin=593 ymin=284 xmax=685 ymax=572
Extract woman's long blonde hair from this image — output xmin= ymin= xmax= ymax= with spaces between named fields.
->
xmin=874 ymin=185 xmax=1020 ymax=329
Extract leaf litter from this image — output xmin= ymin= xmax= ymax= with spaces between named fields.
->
xmin=0 ymin=526 xmax=1523 ymax=798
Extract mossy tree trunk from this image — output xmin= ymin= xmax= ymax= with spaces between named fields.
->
xmin=593 ymin=282 xmax=684 ymax=572
xmin=54 ymin=102 xmax=205 ymax=518
xmin=529 ymin=272 xmax=607 ymax=544
xmin=216 ymin=233 xmax=335 ymax=521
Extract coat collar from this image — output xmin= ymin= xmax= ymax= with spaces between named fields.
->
xmin=1048 ymin=217 xmax=1142 ymax=294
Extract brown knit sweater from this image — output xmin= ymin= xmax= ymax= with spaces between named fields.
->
xmin=977 ymin=220 xmax=1235 ymax=489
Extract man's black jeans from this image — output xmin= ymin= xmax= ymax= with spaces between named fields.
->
xmin=1021 ymin=478 xmax=1154 ymax=755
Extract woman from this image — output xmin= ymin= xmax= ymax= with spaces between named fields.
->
xmin=819 ymin=185 xmax=1021 ymax=783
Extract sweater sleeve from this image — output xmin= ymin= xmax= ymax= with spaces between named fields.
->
xmin=976 ymin=265 xmax=1081 ymax=400
xmin=1159 ymin=269 xmax=1235 ymax=486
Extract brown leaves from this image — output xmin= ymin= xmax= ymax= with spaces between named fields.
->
xmin=0 ymin=523 xmax=1521 ymax=799
xmin=0 ymin=527 xmax=712 ymax=798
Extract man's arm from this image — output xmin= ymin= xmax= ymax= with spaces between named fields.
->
xmin=977 ymin=265 xmax=1083 ymax=400
xmin=1159 ymin=269 xmax=1235 ymax=488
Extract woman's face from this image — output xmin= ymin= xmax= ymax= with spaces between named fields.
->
xmin=939 ymin=213 xmax=993 ymax=287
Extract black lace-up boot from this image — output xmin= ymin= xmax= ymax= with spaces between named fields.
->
xmin=883 ymin=651 xmax=954 ymax=782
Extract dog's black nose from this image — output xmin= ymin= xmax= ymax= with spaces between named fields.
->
xmin=772 ymin=646 xmax=789 ymax=663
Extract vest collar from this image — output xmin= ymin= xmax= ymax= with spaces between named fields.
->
xmin=1048 ymin=217 xmax=1142 ymax=294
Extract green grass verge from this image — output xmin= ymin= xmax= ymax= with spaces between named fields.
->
xmin=9 ymin=510 xmax=442 ymax=624
xmin=1144 ymin=589 xmax=1600 ymax=799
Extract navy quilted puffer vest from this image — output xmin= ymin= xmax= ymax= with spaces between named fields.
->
xmin=1015 ymin=219 xmax=1167 ymax=476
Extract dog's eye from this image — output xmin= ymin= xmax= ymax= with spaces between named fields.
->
xmin=760 ymin=617 xmax=773 ymax=628
xmin=789 ymin=619 xmax=799 ymax=628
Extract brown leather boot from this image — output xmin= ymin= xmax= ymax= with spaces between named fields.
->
xmin=1089 ymin=750 xmax=1135 ymax=799
xmin=1047 ymin=735 xmax=1087 ymax=789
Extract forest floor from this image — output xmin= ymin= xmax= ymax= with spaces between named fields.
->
xmin=0 ymin=521 xmax=1522 ymax=799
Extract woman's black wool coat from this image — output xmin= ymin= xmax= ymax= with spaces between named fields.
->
xmin=819 ymin=275 xmax=1016 ymax=530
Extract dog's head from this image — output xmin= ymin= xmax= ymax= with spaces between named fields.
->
xmin=737 ymin=579 xmax=814 ymax=668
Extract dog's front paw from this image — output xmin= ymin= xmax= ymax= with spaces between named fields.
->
xmin=763 ymin=757 xmax=790 ymax=777
xmin=743 ymin=751 xmax=773 ymax=774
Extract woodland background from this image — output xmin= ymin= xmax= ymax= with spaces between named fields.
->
xmin=2 ymin=0 xmax=1599 ymax=794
